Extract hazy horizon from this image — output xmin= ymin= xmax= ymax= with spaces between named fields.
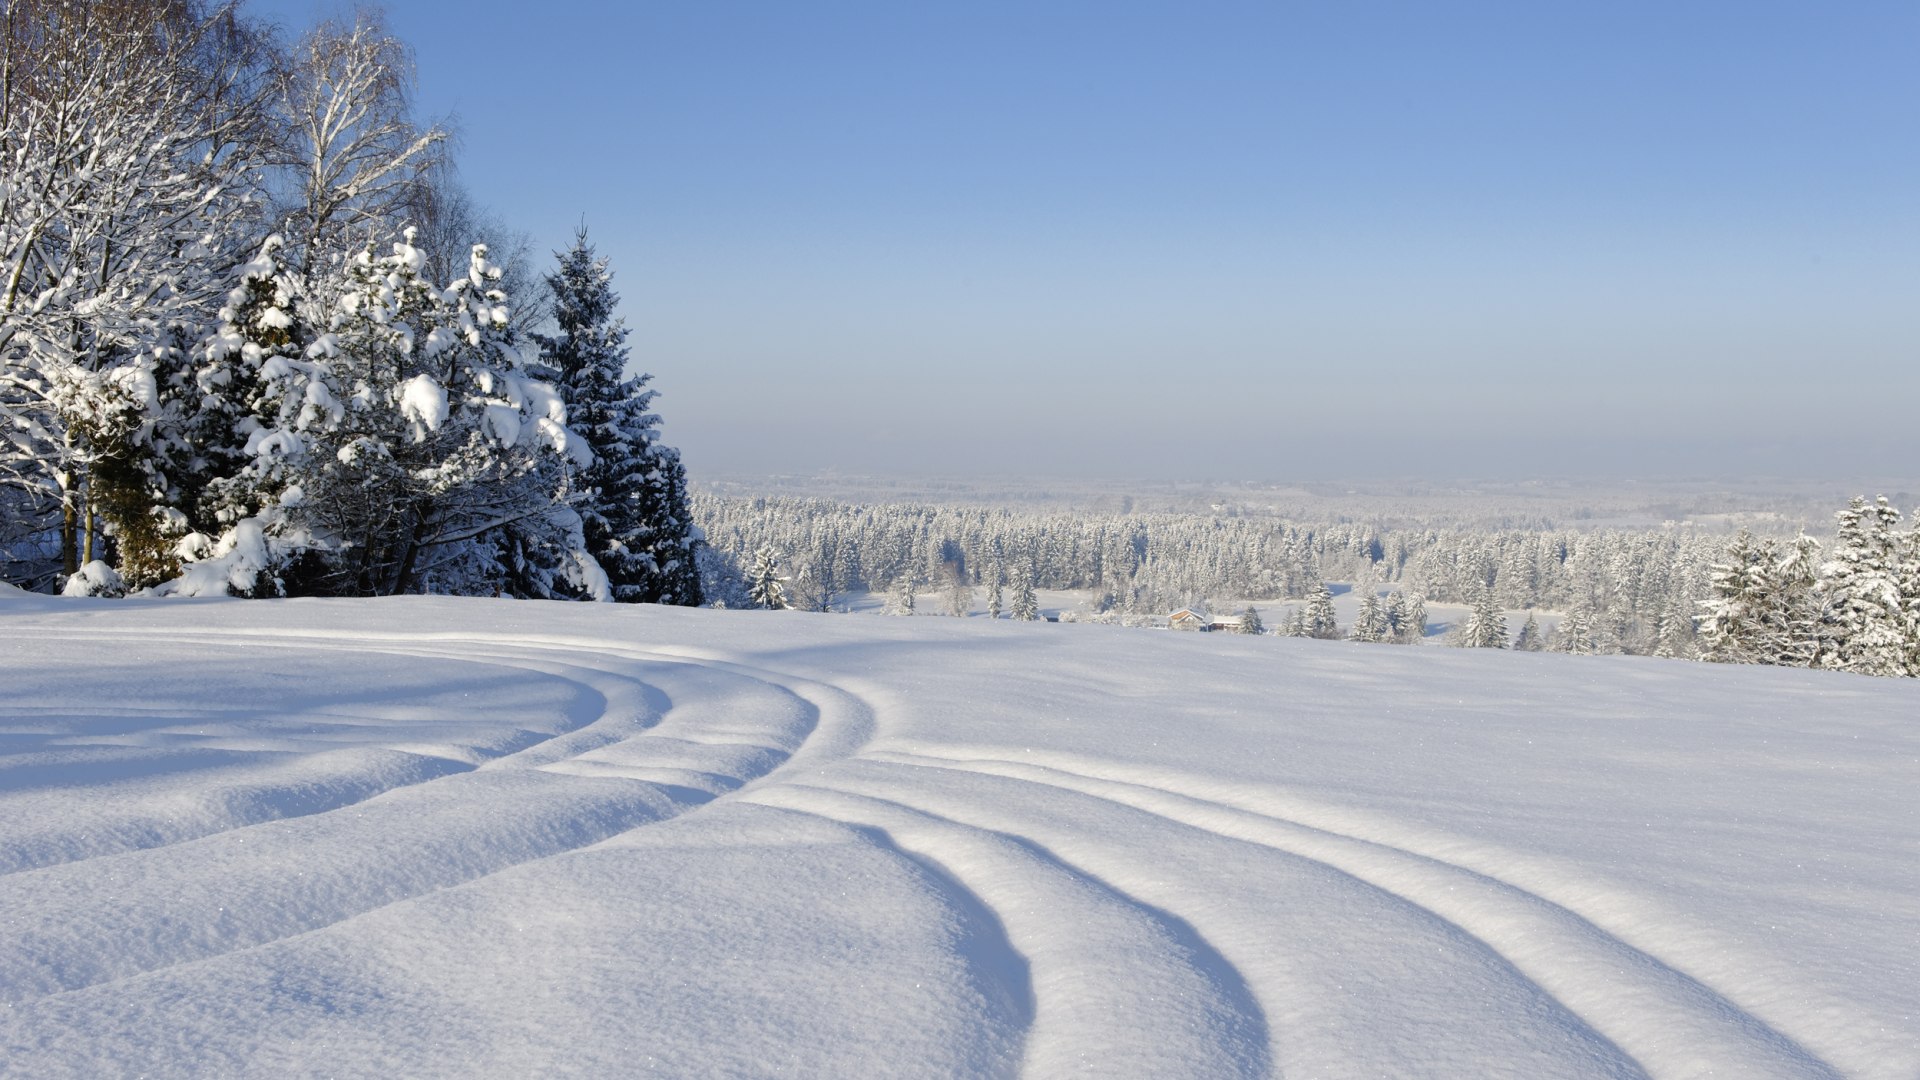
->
xmin=253 ymin=1 xmax=1919 ymax=482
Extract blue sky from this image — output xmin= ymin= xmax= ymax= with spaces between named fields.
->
xmin=253 ymin=1 xmax=1919 ymax=482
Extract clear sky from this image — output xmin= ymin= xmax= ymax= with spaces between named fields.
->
xmin=252 ymin=1 xmax=1918 ymax=483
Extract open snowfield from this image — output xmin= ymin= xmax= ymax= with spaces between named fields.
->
xmin=1 ymin=589 xmax=1916 ymax=1078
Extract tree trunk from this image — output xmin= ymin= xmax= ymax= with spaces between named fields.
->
xmin=59 ymin=470 xmax=76 ymax=576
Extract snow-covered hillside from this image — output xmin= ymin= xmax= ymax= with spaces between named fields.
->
xmin=1 ymin=593 xmax=1914 ymax=1078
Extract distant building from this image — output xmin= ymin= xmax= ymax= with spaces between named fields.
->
xmin=1168 ymin=609 xmax=1209 ymax=631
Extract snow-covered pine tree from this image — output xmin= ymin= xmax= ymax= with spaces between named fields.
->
xmin=1697 ymin=530 xmax=1774 ymax=665
xmin=986 ymin=564 xmax=1004 ymax=619
xmin=1281 ymin=606 xmax=1308 ymax=638
xmin=242 ymin=232 xmax=590 ymax=597
xmin=887 ymin=570 xmax=918 ymax=615
xmin=1010 ymin=566 xmax=1040 ymax=621
xmin=1513 ymin=611 xmax=1543 ymax=651
xmin=745 ymin=545 xmax=788 ymax=610
xmin=1765 ymin=532 xmax=1823 ymax=667
xmin=1237 ymin=605 xmax=1264 ymax=635
xmin=1818 ymin=496 xmax=1909 ymax=677
xmin=1303 ymin=583 xmax=1339 ymax=639
xmin=1459 ymin=581 xmax=1508 ymax=648
xmin=535 ymin=228 xmax=701 ymax=605
xmin=1348 ymin=588 xmax=1388 ymax=642
xmin=1552 ymin=594 xmax=1600 ymax=655
xmin=1402 ymin=593 xmax=1428 ymax=643
xmin=1384 ymin=590 xmax=1409 ymax=640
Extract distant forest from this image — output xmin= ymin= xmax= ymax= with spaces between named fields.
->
xmin=694 ymin=493 xmax=1920 ymax=677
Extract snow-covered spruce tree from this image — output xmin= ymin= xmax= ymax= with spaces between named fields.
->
xmin=534 ymin=228 xmax=701 ymax=605
xmin=986 ymin=564 xmax=1004 ymax=619
xmin=1551 ymin=594 xmax=1600 ymax=656
xmin=1818 ymin=496 xmax=1909 ymax=677
xmin=1400 ymin=593 xmax=1428 ymax=643
xmin=214 ymin=232 xmax=590 ymax=597
xmin=1302 ymin=583 xmax=1339 ymax=640
xmin=745 ymin=545 xmax=788 ymax=610
xmin=1010 ymin=567 xmax=1040 ymax=621
xmin=1458 ymin=581 xmax=1508 ymax=648
xmin=1237 ymin=605 xmax=1264 ymax=635
xmin=1348 ymin=589 xmax=1388 ymax=643
xmin=886 ymin=569 xmax=918 ymax=615
xmin=1697 ymin=530 xmax=1774 ymax=665
xmin=1513 ymin=611 xmax=1543 ymax=651
xmin=1383 ymin=590 xmax=1409 ymax=640
xmin=1768 ymin=532 xmax=1824 ymax=668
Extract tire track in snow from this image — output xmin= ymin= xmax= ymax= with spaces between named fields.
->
xmin=869 ymin=747 xmax=1842 ymax=1080
xmin=59 ymin=627 xmax=880 ymax=786
xmin=0 ymin=629 xmax=870 ymax=1004
xmin=1 ymin=632 xmax=658 ymax=873
xmin=745 ymin=782 xmax=1273 ymax=1080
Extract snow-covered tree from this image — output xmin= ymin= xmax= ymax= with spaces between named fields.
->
xmin=986 ymin=564 xmax=1004 ymax=619
xmin=1302 ymin=583 xmax=1339 ymax=640
xmin=1818 ymin=497 xmax=1908 ymax=677
xmin=1010 ymin=566 xmax=1040 ymax=621
xmin=1697 ymin=530 xmax=1775 ymax=665
xmin=174 ymin=232 xmax=591 ymax=597
xmin=745 ymin=545 xmax=788 ymax=610
xmin=1513 ymin=611 xmax=1543 ymax=651
xmin=886 ymin=569 xmax=917 ymax=615
xmin=1551 ymin=594 xmax=1601 ymax=656
xmin=1458 ymin=582 xmax=1508 ymax=648
xmin=1 ymin=0 xmax=273 ymax=583
xmin=269 ymin=11 xmax=446 ymax=278
xmin=1237 ymin=605 xmax=1264 ymax=635
xmin=1397 ymin=592 xmax=1428 ymax=643
xmin=535 ymin=227 xmax=700 ymax=605
xmin=1348 ymin=588 xmax=1388 ymax=643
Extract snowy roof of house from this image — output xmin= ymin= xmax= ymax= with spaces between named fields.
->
xmin=1168 ymin=609 xmax=1207 ymax=621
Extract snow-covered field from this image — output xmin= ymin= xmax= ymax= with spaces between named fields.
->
xmin=1 ymin=589 xmax=1915 ymax=1078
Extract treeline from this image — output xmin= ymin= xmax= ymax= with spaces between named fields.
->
xmin=692 ymin=494 xmax=1722 ymax=656
xmin=1 ymin=1 xmax=698 ymax=603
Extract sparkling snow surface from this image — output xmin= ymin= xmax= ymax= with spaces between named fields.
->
xmin=0 ymin=594 xmax=1915 ymax=1078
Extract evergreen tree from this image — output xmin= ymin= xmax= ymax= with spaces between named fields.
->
xmin=1384 ymin=590 xmax=1409 ymax=640
xmin=1459 ymin=581 xmax=1508 ymax=648
xmin=1348 ymin=588 xmax=1388 ymax=642
xmin=1697 ymin=530 xmax=1774 ymax=665
xmin=1513 ymin=611 xmax=1543 ymax=651
xmin=535 ymin=227 xmax=701 ymax=605
xmin=887 ymin=570 xmax=918 ymax=615
xmin=1769 ymin=532 xmax=1824 ymax=667
xmin=1552 ymin=594 xmax=1600 ymax=655
xmin=1303 ymin=583 xmax=1339 ymax=639
xmin=1237 ymin=605 xmax=1264 ymax=635
xmin=1818 ymin=497 xmax=1908 ymax=677
xmin=1010 ymin=566 xmax=1040 ymax=621
xmin=745 ymin=545 xmax=788 ymax=610
xmin=986 ymin=564 xmax=1004 ymax=619
xmin=1401 ymin=593 xmax=1429 ymax=643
